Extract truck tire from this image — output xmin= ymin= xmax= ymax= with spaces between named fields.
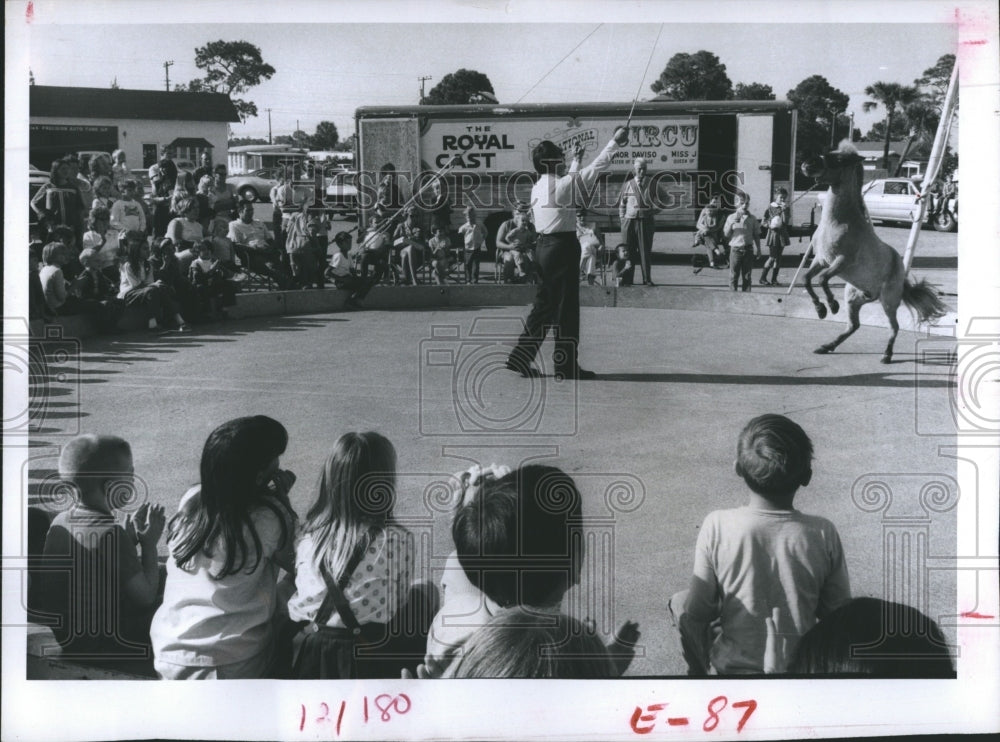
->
xmin=933 ymin=210 xmax=957 ymax=232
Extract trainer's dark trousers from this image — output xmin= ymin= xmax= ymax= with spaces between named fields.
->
xmin=622 ymin=214 xmax=655 ymax=284
xmin=508 ymin=231 xmax=581 ymax=375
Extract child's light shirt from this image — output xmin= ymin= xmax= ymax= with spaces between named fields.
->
xmin=150 ymin=486 xmax=294 ymax=667
xmin=82 ymin=229 xmax=121 ymax=270
xmin=110 ymin=197 xmax=147 ymax=233
xmin=685 ymin=506 xmax=851 ymax=674
xmin=428 ymin=235 xmax=451 ymax=258
xmin=457 ymin=222 xmax=485 ymax=252
xmin=288 ymin=524 xmax=413 ymax=627
xmin=328 ymin=251 xmax=352 ymax=278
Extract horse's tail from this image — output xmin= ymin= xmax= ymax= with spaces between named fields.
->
xmin=902 ymin=276 xmax=949 ymax=324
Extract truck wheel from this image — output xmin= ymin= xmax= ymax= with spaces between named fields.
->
xmin=239 ymin=186 xmax=259 ymax=203
xmin=933 ymin=210 xmax=956 ymax=232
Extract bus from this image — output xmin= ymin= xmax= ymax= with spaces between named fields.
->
xmin=227 ymin=144 xmax=309 ymax=175
xmin=353 ymin=100 xmax=798 ymax=240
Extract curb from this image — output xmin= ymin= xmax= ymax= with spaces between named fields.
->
xmin=29 ymin=283 xmax=957 ymax=342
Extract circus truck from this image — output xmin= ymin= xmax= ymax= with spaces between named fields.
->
xmin=351 ymin=99 xmax=801 ymax=246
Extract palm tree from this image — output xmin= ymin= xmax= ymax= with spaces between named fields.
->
xmin=893 ymin=97 xmax=940 ymax=177
xmin=863 ymin=82 xmax=920 ymax=170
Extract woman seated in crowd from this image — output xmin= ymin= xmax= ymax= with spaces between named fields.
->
xmin=118 ymin=230 xmax=189 ymax=333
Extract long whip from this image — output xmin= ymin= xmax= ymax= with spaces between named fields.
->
xmin=361 ymin=155 xmax=462 ymax=245
xmin=624 ymin=24 xmax=665 ymax=131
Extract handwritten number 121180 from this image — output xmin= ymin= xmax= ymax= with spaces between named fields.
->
xmin=630 ymin=697 xmax=757 ymax=734
xmin=299 ymin=694 xmax=411 ymax=735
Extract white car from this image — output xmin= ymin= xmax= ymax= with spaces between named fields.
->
xmin=861 ymin=178 xmax=924 ymax=226
xmin=228 ymin=167 xmax=281 ymax=202
xmin=324 ymin=170 xmax=358 ymax=215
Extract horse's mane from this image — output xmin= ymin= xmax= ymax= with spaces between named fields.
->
xmin=835 ymin=140 xmax=860 ymax=157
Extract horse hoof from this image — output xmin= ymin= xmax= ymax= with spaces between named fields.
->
xmin=814 ymin=304 xmax=828 ymax=320
xmin=814 ymin=346 xmax=832 ymax=354
xmin=880 ymin=355 xmax=892 ymax=364
xmin=829 ymin=299 xmax=840 ymax=315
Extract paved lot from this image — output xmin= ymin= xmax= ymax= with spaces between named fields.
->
xmin=27 ymin=302 xmax=958 ymax=676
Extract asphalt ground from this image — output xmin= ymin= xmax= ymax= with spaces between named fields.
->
xmin=27 ymin=298 xmax=959 ymax=676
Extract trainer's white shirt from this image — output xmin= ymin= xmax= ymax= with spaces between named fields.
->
xmin=531 ymin=138 xmax=618 ymax=234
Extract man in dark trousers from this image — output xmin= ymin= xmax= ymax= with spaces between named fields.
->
xmin=506 ymin=127 xmax=626 ymax=380
xmin=619 ymin=157 xmax=658 ymax=286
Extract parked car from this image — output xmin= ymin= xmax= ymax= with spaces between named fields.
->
xmin=859 ymin=177 xmax=939 ymax=229
xmin=324 ymin=170 xmax=358 ymax=216
xmin=228 ymin=167 xmax=281 ymax=202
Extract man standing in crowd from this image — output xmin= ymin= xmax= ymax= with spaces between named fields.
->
xmin=193 ymin=152 xmax=214 ymax=184
xmin=506 ymin=126 xmax=627 ymax=381
xmin=619 ymin=157 xmax=658 ymax=286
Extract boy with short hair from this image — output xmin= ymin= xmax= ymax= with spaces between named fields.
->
xmin=669 ymin=414 xmax=851 ymax=675
xmin=457 ymin=206 xmax=485 ymax=284
xmin=40 ymin=435 xmax=165 ymax=663
xmin=723 ymin=191 xmax=761 ymax=292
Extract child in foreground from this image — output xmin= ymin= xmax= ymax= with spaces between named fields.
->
xmin=40 ymin=435 xmax=165 ymax=669
xmin=150 ymin=416 xmax=297 ymax=679
xmin=423 ymin=463 xmax=639 ymax=678
xmin=287 ymin=432 xmax=434 ymax=679
xmin=669 ymin=413 xmax=851 ymax=675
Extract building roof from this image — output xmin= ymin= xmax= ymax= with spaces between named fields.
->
xmin=853 ymin=140 xmax=908 ymax=158
xmin=167 ymin=137 xmax=215 ymax=149
xmin=30 ymin=85 xmax=241 ymax=123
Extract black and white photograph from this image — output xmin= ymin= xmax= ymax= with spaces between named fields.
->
xmin=3 ymin=1 xmax=999 ymax=739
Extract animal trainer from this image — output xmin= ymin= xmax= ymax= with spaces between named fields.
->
xmin=800 ymin=142 xmax=947 ymax=364
xmin=506 ymin=126 xmax=629 ymax=381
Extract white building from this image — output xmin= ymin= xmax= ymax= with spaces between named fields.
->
xmin=29 ymin=85 xmax=240 ymax=171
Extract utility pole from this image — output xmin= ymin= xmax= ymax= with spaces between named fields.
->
xmin=267 ymin=108 xmax=273 ymax=144
xmin=418 ymin=76 xmax=432 ymax=103
xmin=163 ymin=60 xmax=174 ymax=92
xmin=849 ymin=111 xmax=855 ymax=142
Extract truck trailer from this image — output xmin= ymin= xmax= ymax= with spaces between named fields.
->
xmin=352 ymin=100 xmax=798 ymax=244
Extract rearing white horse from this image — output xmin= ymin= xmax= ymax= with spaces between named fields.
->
xmin=800 ymin=142 xmax=947 ymax=363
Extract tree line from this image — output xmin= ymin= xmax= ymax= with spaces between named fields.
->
xmin=168 ymin=39 xmax=955 ymax=180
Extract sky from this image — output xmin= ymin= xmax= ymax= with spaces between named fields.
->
xmin=19 ymin=10 xmax=958 ymax=144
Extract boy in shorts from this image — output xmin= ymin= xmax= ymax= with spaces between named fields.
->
xmin=669 ymin=414 xmax=851 ymax=675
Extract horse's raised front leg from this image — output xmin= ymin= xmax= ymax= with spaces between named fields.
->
xmin=816 ymin=254 xmax=847 ymax=315
xmin=803 ymin=258 xmax=829 ymax=319
xmin=815 ymin=286 xmax=868 ymax=355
